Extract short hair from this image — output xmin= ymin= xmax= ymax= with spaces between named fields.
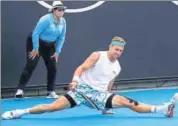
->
xmin=112 ymin=36 xmax=126 ymax=44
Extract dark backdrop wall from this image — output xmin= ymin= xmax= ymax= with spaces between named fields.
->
xmin=2 ymin=1 xmax=178 ymax=88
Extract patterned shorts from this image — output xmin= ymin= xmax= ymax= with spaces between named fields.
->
xmin=67 ymin=84 xmax=113 ymax=110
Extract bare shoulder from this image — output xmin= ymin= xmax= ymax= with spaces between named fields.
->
xmin=89 ymin=52 xmax=101 ymax=61
xmin=81 ymin=52 xmax=101 ymax=69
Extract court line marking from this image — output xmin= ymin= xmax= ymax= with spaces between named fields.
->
xmin=37 ymin=1 xmax=105 ymax=13
xmin=2 ymin=86 xmax=178 ymax=100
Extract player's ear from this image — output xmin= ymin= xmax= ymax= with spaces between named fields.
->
xmin=109 ymin=44 xmax=113 ymax=50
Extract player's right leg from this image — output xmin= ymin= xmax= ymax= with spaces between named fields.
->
xmin=2 ymin=94 xmax=77 ymax=119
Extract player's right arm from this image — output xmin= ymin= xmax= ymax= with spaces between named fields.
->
xmin=69 ymin=52 xmax=100 ymax=89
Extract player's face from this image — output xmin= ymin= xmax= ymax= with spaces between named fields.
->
xmin=109 ymin=45 xmax=124 ymax=59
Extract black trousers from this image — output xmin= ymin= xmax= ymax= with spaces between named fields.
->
xmin=18 ymin=34 xmax=57 ymax=92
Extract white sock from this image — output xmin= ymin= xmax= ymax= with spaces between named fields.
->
xmin=152 ymin=105 xmax=166 ymax=114
xmin=22 ymin=108 xmax=30 ymax=114
xmin=151 ymin=106 xmax=156 ymax=113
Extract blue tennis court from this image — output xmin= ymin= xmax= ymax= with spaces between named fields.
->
xmin=2 ymin=88 xmax=178 ymax=126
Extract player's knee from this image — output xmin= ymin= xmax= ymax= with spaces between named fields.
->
xmin=105 ymin=94 xmax=115 ymax=109
xmin=64 ymin=94 xmax=77 ymax=108
xmin=113 ymin=96 xmax=139 ymax=107
xmin=46 ymin=95 xmax=76 ymax=112
xmin=125 ymin=97 xmax=139 ymax=106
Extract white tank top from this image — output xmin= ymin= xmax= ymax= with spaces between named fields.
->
xmin=79 ymin=51 xmax=121 ymax=91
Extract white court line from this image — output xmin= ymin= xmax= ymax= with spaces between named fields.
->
xmin=2 ymin=86 xmax=178 ymax=101
xmin=37 ymin=1 xmax=105 ymax=13
xmin=2 ymin=96 xmax=49 ymax=101
xmin=114 ymin=86 xmax=178 ymax=93
xmin=172 ymin=1 xmax=178 ymax=6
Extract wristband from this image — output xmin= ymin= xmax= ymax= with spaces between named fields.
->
xmin=72 ymin=76 xmax=80 ymax=83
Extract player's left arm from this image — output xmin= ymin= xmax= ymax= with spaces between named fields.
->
xmin=108 ymin=74 xmax=119 ymax=92
xmin=103 ymin=76 xmax=118 ymax=115
xmin=108 ymin=79 xmax=115 ymax=93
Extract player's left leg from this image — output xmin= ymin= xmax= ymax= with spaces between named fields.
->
xmin=106 ymin=93 xmax=178 ymax=117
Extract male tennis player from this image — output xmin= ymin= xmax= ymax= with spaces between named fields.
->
xmin=2 ymin=36 xmax=178 ymax=119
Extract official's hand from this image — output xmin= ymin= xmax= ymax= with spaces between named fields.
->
xmin=29 ymin=50 xmax=39 ymax=60
xmin=69 ymin=81 xmax=78 ymax=90
xmin=51 ymin=53 xmax=59 ymax=62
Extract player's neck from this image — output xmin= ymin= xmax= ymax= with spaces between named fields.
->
xmin=107 ymin=51 xmax=116 ymax=63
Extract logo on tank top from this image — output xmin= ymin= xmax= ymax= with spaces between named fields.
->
xmin=112 ymin=71 xmax=117 ymax=75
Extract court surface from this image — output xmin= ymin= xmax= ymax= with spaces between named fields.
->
xmin=2 ymin=88 xmax=178 ymax=126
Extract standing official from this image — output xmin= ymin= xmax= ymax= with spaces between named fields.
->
xmin=15 ymin=1 xmax=67 ymax=98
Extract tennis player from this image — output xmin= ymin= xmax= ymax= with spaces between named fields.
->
xmin=2 ymin=37 xmax=177 ymax=119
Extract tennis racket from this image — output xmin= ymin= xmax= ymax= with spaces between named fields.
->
xmin=73 ymin=88 xmax=101 ymax=111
